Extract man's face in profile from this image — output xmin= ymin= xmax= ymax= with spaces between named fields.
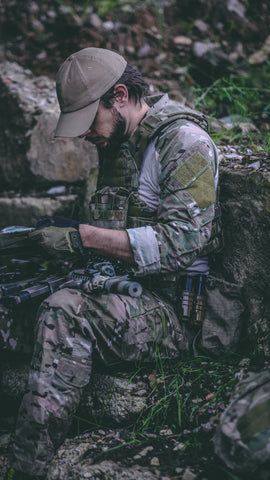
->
xmin=79 ymin=103 xmax=127 ymax=154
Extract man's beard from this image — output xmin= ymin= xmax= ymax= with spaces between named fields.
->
xmin=98 ymin=107 xmax=127 ymax=155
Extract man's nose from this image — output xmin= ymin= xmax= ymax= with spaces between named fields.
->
xmin=79 ymin=128 xmax=92 ymax=138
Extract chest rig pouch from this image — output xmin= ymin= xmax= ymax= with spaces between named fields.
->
xmin=88 ymin=141 xmax=154 ymax=230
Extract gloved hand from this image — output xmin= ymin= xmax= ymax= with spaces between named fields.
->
xmin=29 ymin=216 xmax=85 ymax=258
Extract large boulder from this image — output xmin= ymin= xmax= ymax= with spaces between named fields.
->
xmin=218 ymin=163 xmax=270 ymax=357
xmin=0 ymin=61 xmax=98 ymax=190
xmin=0 ymin=193 xmax=78 ymax=228
xmin=0 ymin=361 xmax=149 ymax=425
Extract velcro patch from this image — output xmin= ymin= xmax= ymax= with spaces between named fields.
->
xmin=172 ymin=151 xmax=215 ymax=209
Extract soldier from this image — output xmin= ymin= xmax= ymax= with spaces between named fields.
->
xmin=6 ymin=47 xmax=221 ymax=479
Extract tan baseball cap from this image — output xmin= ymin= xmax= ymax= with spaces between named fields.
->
xmin=55 ymin=48 xmax=127 ymax=137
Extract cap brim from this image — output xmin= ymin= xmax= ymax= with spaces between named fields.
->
xmin=54 ymin=99 xmax=100 ymax=138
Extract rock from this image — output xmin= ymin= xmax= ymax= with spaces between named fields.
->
xmin=137 ymin=44 xmax=152 ymax=58
xmin=47 ymin=435 xmax=158 ymax=480
xmin=247 ymin=161 xmax=260 ymax=171
xmin=0 ymin=194 xmax=79 ymax=228
xmin=192 ymin=41 xmax=220 ymax=58
xmin=159 ymin=428 xmax=173 ymax=436
xmin=0 ymin=61 xmax=98 ymax=190
xmin=208 ymin=118 xmax=232 ymax=133
xmin=27 ymin=111 xmax=97 ymax=184
xmin=173 ymin=36 xmax=192 ymax=46
xmin=226 ymin=0 xmax=246 ymax=19
xmin=103 ymin=20 xmax=115 ymax=31
xmin=80 ymin=372 xmax=148 ymax=423
xmin=219 ymin=165 xmax=270 ymax=356
xmin=182 ymin=467 xmax=197 ymax=480
xmin=248 ymin=35 xmax=270 ymax=64
xmin=0 ymin=361 xmax=149 ymax=424
xmin=88 ymin=12 xmax=103 ymax=29
xmin=0 ymin=362 xmax=28 ymax=401
xmin=194 ymin=20 xmax=209 ymax=33
xmin=134 ymin=446 xmax=154 ymax=459
xmin=173 ymin=441 xmax=186 ymax=451
xmin=46 ymin=185 xmax=66 ymax=195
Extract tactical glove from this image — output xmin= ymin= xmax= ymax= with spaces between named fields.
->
xmin=29 ymin=216 xmax=85 ymax=258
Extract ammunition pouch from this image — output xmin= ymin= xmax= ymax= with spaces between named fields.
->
xmin=195 ymin=274 xmax=245 ymax=357
xmin=88 ymin=186 xmax=130 ymax=230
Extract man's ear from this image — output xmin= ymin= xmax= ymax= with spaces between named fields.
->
xmin=113 ymin=84 xmax=128 ymax=105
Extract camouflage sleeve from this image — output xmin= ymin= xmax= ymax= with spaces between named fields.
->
xmin=153 ymin=123 xmax=218 ymax=272
xmin=128 ymin=122 xmax=218 ymax=275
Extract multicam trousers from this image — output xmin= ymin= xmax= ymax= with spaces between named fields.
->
xmin=12 ymin=287 xmax=187 ymax=476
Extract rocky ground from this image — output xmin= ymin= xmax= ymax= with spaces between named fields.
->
xmin=1 ymin=0 xmax=270 ymax=105
xmin=1 ymin=355 xmax=266 ymax=480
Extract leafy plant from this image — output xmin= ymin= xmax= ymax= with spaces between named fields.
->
xmin=193 ymin=74 xmax=269 ymax=122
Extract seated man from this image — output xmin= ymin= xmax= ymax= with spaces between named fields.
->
xmin=6 ymin=47 xmax=220 ymax=479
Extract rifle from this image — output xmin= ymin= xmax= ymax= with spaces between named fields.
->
xmin=0 ymin=225 xmax=142 ymax=307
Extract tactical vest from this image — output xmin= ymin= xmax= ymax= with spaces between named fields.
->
xmin=88 ymin=99 xmax=222 ymax=285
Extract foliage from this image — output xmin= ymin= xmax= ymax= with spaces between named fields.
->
xmin=133 ymin=355 xmax=240 ymax=434
xmin=189 ymin=63 xmax=270 ymax=151
xmin=73 ymin=355 xmax=241 ymax=437
xmin=192 ymin=71 xmax=270 ymax=122
xmin=73 ymin=0 xmax=165 ymax=18
xmin=84 ymin=0 xmax=121 ymax=17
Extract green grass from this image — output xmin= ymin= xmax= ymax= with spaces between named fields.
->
xmin=70 ymin=354 xmax=243 ymax=480
xmin=71 ymin=355 xmax=240 ymax=436
xmin=189 ymin=68 xmax=270 ymax=152
xmin=192 ymin=72 xmax=270 ymax=121
xmin=134 ymin=356 xmax=240 ymax=434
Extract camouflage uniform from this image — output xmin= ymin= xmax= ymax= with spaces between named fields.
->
xmin=214 ymin=368 xmax=270 ymax=479
xmin=11 ymin=94 xmax=220 ymax=476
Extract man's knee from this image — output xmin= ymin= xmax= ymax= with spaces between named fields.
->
xmin=35 ymin=288 xmax=86 ymax=338
xmin=32 ymin=289 xmax=93 ymax=371
xmin=42 ymin=288 xmax=84 ymax=316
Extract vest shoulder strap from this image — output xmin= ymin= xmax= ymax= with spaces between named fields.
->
xmin=144 ymin=105 xmax=208 ymax=138
xmin=128 ymin=105 xmax=209 ymax=170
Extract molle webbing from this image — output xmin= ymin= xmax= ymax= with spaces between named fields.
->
xmin=97 ymin=145 xmax=139 ymax=188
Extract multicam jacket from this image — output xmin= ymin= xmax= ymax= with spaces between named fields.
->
xmin=89 ymin=94 xmax=221 ymax=296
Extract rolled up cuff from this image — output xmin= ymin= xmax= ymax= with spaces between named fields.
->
xmin=127 ymin=226 xmax=161 ymax=276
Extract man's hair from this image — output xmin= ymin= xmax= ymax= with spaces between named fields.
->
xmin=100 ymin=64 xmax=149 ymax=108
